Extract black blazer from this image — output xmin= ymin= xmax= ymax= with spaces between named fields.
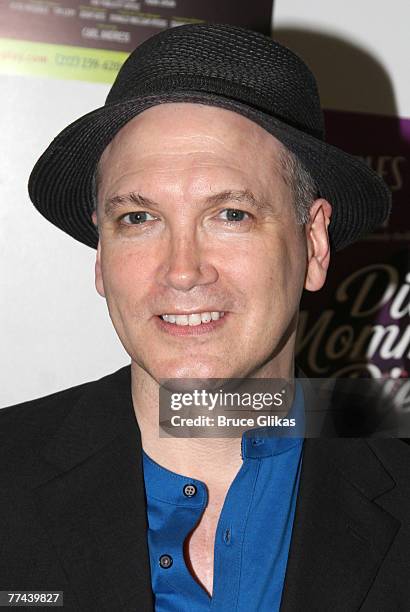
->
xmin=1 ymin=366 xmax=409 ymax=611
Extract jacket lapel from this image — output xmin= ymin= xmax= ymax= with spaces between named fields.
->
xmin=280 ymin=437 xmax=400 ymax=612
xmin=30 ymin=366 xmax=154 ymax=611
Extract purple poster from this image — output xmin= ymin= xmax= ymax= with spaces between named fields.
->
xmin=297 ymin=110 xmax=409 ymax=381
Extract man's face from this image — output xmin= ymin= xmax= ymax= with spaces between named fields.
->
xmin=94 ymin=103 xmax=323 ymax=382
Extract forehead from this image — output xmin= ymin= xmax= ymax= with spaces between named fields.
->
xmin=98 ymin=103 xmax=284 ymax=177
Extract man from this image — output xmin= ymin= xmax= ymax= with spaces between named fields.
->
xmin=1 ymin=23 xmax=409 ymax=612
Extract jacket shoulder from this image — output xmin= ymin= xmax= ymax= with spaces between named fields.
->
xmin=1 ymin=380 xmax=91 ymax=438
xmin=0 ymin=367 xmax=130 ymax=472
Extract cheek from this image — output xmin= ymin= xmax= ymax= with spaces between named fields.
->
xmin=232 ymin=234 xmax=304 ymax=321
xmin=100 ymin=246 xmax=153 ymax=311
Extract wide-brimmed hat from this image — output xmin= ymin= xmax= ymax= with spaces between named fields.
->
xmin=28 ymin=23 xmax=391 ymax=251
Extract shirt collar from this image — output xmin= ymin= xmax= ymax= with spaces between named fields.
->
xmin=241 ymin=379 xmax=305 ymax=459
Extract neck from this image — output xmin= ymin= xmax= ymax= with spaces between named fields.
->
xmin=130 ymin=356 xmax=296 ymax=489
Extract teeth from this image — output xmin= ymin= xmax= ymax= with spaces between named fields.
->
xmin=161 ymin=311 xmax=225 ymax=326
xmin=188 ymin=313 xmax=202 ymax=326
xmin=175 ymin=315 xmax=188 ymax=326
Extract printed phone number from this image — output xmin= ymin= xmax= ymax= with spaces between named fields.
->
xmin=55 ymin=54 xmax=122 ymax=71
xmin=0 ymin=592 xmax=63 ymax=607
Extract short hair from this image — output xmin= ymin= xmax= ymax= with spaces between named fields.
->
xmin=279 ymin=146 xmax=318 ymax=224
xmin=91 ymin=143 xmax=317 ymax=225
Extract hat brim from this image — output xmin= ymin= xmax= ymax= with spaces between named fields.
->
xmin=28 ymin=91 xmax=391 ymax=251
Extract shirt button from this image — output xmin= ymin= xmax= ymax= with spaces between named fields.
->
xmin=223 ymin=528 xmax=232 ymax=545
xmin=252 ymin=438 xmax=264 ymax=446
xmin=159 ymin=554 xmax=173 ymax=569
xmin=183 ymin=483 xmax=197 ymax=497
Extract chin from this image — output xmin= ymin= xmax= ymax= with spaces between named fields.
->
xmin=153 ymin=360 xmax=232 ymax=385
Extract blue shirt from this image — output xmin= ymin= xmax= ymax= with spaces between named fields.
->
xmin=142 ymin=382 xmax=304 ymax=611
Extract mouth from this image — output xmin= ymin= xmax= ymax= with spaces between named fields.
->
xmin=155 ymin=311 xmax=228 ymax=336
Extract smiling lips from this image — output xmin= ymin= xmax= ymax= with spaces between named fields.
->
xmin=156 ymin=311 xmax=228 ymax=335
xmin=160 ymin=311 xmax=225 ymax=326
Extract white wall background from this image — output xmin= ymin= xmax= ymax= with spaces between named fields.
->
xmin=1 ymin=1 xmax=408 ymax=406
xmin=274 ymin=1 xmax=409 ymax=117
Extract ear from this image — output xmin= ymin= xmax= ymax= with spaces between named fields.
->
xmin=95 ymin=239 xmax=106 ymax=298
xmin=304 ymin=198 xmax=332 ymax=292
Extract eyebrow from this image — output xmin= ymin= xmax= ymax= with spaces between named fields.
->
xmin=103 ymin=189 xmax=275 ymax=217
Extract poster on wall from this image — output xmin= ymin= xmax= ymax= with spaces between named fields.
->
xmin=0 ymin=0 xmax=273 ymax=83
xmin=297 ymin=110 xmax=409 ymax=388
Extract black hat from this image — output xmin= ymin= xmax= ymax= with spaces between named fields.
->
xmin=28 ymin=23 xmax=391 ymax=251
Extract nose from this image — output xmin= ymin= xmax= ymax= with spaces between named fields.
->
xmin=161 ymin=229 xmax=218 ymax=292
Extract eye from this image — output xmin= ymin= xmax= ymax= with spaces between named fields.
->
xmin=121 ymin=211 xmax=156 ymax=225
xmin=219 ymin=209 xmax=251 ymax=222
